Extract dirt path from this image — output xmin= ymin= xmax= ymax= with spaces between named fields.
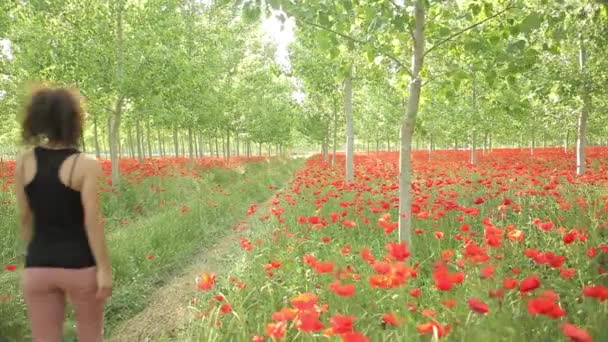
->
xmin=109 ymin=226 xmax=241 ymax=342
xmin=109 ymin=158 xmax=305 ymax=342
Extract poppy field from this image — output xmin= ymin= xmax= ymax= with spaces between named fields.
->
xmin=0 ymin=155 xmax=301 ymax=340
xmin=178 ymin=148 xmax=608 ymax=342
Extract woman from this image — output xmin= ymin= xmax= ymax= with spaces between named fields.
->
xmin=13 ymin=86 xmax=112 ymax=342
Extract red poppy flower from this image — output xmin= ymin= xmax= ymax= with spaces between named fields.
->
xmin=265 ymin=321 xmax=286 ymax=339
xmin=220 ymin=303 xmax=232 ymax=314
xmin=296 ymin=311 xmax=324 ymax=332
xmin=382 ymin=312 xmax=402 ymax=326
xmin=341 ymin=332 xmax=370 ymax=342
xmin=583 ymin=285 xmax=608 ymax=302
xmin=197 ymin=273 xmax=216 ymax=291
xmin=467 ymin=297 xmax=489 ymax=314
xmin=520 ymin=275 xmax=541 ymax=293
xmin=561 ymin=323 xmax=593 ymax=342
xmin=330 ymin=314 xmax=355 ymax=334
xmin=329 ymin=280 xmax=356 ymax=297
xmin=291 ymin=292 xmax=317 ymax=311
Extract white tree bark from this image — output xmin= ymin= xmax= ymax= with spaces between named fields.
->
xmin=135 ymin=118 xmax=143 ymax=162
xmin=398 ymin=0 xmax=425 ymax=248
xmin=576 ymin=40 xmax=591 ymax=176
xmin=471 ymin=129 xmax=477 ymax=165
xmin=344 ymin=67 xmax=354 ymax=182
xmin=109 ymin=2 xmax=125 ymax=186
xmin=93 ymin=114 xmax=101 ymax=158
xmin=332 ymin=97 xmax=338 ymax=167
xmin=188 ymin=127 xmax=194 ymax=160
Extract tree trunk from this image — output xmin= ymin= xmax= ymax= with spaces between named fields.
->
xmin=135 ymin=119 xmax=143 ymax=162
xmin=428 ymin=134 xmax=432 ymax=161
xmin=398 ymin=0 xmax=425 ymax=248
xmin=576 ymin=40 xmax=591 ymax=176
xmin=531 ymin=131 xmax=535 ymax=156
xmin=258 ymin=142 xmax=262 ymax=156
xmin=214 ymin=135 xmax=219 ymax=157
xmin=483 ymin=131 xmax=488 ymax=155
xmin=93 ymin=114 xmax=101 ymax=158
xmin=109 ymin=2 xmax=125 ymax=186
xmin=157 ymin=128 xmax=162 ymax=158
xmin=127 ymin=125 xmax=135 ymax=159
xmin=226 ymin=130 xmax=231 ymax=161
xmin=146 ymin=119 xmax=152 ymax=158
xmin=236 ymin=132 xmax=240 ymax=157
xmin=322 ymin=139 xmax=328 ymax=162
xmin=471 ymin=130 xmax=477 ymax=165
xmin=488 ymin=132 xmax=492 ymax=152
xmin=344 ymin=67 xmax=354 ymax=182
xmin=100 ymin=123 xmax=106 ymax=158
xmin=195 ymin=133 xmax=199 ymax=158
xmin=180 ymin=133 xmax=186 ymax=157
xmin=332 ymin=98 xmax=338 ymax=167
xmin=188 ymin=127 xmax=194 ymax=160
xmin=173 ymin=127 xmax=179 ymax=157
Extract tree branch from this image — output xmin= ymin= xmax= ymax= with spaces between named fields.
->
xmin=424 ymin=3 xmax=515 ymax=57
xmin=298 ymin=18 xmax=413 ymax=77
xmin=421 ymin=70 xmax=451 ymax=87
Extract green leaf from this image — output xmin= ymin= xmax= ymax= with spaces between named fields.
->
xmin=365 ymin=46 xmax=375 ymax=63
xmin=341 ymin=0 xmax=353 ymax=12
xmin=470 ymin=4 xmax=481 ymax=16
xmin=318 ymin=12 xmax=330 ymax=27
xmin=519 ymin=12 xmax=542 ymax=33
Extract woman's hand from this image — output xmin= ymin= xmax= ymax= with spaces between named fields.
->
xmin=96 ymin=267 xmax=113 ymax=300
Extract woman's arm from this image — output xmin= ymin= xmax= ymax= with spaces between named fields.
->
xmin=14 ymin=153 xmax=33 ymax=243
xmin=81 ymin=158 xmax=111 ymax=273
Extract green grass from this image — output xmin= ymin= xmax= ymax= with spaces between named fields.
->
xmin=0 ymin=157 xmax=302 ymax=341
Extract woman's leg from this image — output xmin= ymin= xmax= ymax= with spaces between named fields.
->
xmin=23 ymin=268 xmax=67 ymax=342
xmin=63 ymin=267 xmax=105 ymax=342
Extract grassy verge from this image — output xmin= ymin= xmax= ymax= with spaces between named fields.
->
xmin=0 ymin=157 xmax=302 ymax=341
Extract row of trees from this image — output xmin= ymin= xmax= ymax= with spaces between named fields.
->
xmin=0 ymin=0 xmax=300 ymax=184
xmin=238 ymin=0 xmax=608 ymax=246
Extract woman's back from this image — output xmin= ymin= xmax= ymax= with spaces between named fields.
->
xmin=14 ymin=86 xmax=112 ymax=341
xmin=22 ymin=146 xmax=95 ymax=268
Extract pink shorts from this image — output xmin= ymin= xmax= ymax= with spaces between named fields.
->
xmin=22 ymin=267 xmax=105 ymax=342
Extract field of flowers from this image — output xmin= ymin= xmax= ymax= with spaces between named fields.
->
xmin=0 ymin=154 xmax=301 ymax=340
xmin=179 ymin=148 xmax=608 ymax=342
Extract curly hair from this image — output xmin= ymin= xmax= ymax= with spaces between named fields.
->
xmin=21 ymin=87 xmax=84 ymax=147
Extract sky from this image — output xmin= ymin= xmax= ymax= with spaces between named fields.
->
xmin=260 ymin=9 xmax=295 ymax=71
xmin=260 ymin=10 xmax=305 ymax=103
xmin=0 ymin=38 xmax=11 ymax=60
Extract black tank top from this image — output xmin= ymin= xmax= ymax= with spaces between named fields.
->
xmin=24 ymin=146 xmax=96 ymax=268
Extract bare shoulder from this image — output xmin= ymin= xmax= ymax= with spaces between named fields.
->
xmin=15 ymin=147 xmax=34 ymax=170
xmin=78 ymin=154 xmax=103 ymax=175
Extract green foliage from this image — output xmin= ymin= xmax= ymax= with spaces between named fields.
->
xmin=0 ymin=0 xmax=300 ymax=153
